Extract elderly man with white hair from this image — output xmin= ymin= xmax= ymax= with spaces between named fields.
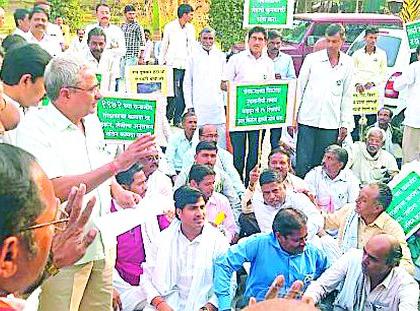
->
xmin=348 ymin=127 xmax=398 ymax=185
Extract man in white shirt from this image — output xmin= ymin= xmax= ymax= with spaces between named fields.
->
xmin=305 ymin=144 xmax=360 ymax=213
xmin=304 ymin=234 xmax=419 ymax=310
xmin=0 ymin=43 xmax=51 ymax=145
xmin=68 ymin=28 xmax=86 ymax=55
xmin=352 ymin=26 xmax=388 ymax=141
xmin=222 ymin=26 xmax=275 ymax=186
xmin=184 ymin=27 xmax=226 ymax=144
xmin=393 ymin=45 xmax=420 ymax=164
xmin=84 ymin=3 xmax=126 ymax=90
xmin=15 ymin=56 xmax=156 ymax=311
xmin=159 ymin=4 xmax=195 ymax=127
xmin=142 ymin=186 xmax=229 ymax=311
xmin=296 ymin=24 xmax=354 ymax=178
xmin=25 ymin=7 xmax=62 ymax=57
xmin=34 ymin=0 xmax=65 ymax=50
xmin=12 ymin=8 xmax=30 ymax=37
xmin=349 ymin=127 xmax=399 ymax=185
xmin=267 ymin=30 xmax=296 ymax=149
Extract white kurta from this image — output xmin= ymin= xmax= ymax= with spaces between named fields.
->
xmin=183 ymin=45 xmax=226 ymax=126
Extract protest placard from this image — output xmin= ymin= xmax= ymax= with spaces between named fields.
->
xmin=125 ymin=65 xmax=174 ymax=96
xmin=353 ymin=90 xmax=379 ymax=115
xmin=97 ymin=93 xmax=157 ymax=142
xmin=405 ymin=20 xmax=420 ymax=51
xmin=243 ymin=0 xmax=294 ymax=28
xmin=387 ymin=161 xmax=420 ymax=238
xmin=228 ymin=81 xmax=296 ymax=131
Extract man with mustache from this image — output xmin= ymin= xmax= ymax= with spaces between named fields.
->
xmin=142 ymin=186 xmax=229 ymax=311
xmin=24 ymin=7 xmax=61 ymax=57
xmin=348 ymin=127 xmax=399 ymax=185
xmin=267 ymin=30 xmax=296 ymax=150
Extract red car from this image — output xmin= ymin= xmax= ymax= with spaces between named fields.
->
xmin=280 ymin=13 xmax=403 ymax=74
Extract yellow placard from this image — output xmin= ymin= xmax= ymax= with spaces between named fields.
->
xmin=353 ymin=90 xmax=379 ymax=115
xmin=125 ymin=65 xmax=174 ymax=96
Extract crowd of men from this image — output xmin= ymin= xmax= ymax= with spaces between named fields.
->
xmin=0 ymin=1 xmax=420 ymax=311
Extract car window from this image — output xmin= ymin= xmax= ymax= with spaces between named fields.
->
xmin=345 ymin=23 xmax=402 ymax=43
xmin=347 ymin=34 xmax=402 ymax=67
xmin=309 ymin=23 xmax=329 ymax=46
xmin=281 ymin=20 xmax=311 ymax=44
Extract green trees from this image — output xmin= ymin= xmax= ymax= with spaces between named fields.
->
xmin=208 ymin=0 xmax=246 ymax=51
xmin=49 ymin=0 xmax=83 ymax=31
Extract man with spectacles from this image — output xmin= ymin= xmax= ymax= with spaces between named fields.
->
xmin=0 ymin=144 xmax=97 ymax=310
xmin=0 ymin=43 xmax=51 ymax=145
xmin=214 ymin=208 xmax=329 ymax=310
xmin=15 ymin=57 xmax=156 ymax=311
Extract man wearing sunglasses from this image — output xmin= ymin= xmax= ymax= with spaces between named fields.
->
xmin=0 ymin=144 xmax=96 ymax=310
xmin=15 ymin=57 xmax=156 ymax=310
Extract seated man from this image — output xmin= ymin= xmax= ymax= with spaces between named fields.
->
xmin=363 ymin=107 xmax=403 ymax=160
xmin=182 ymin=124 xmax=245 ymax=197
xmin=304 ymin=234 xmax=419 ymax=310
xmin=189 ymin=164 xmax=238 ymax=243
xmin=319 ymin=182 xmax=414 ymax=274
xmin=176 ymin=141 xmax=241 ymax=217
xmin=138 ymin=147 xmax=173 ymax=198
xmin=112 ymin=163 xmax=171 ymax=311
xmin=304 ymin=144 xmax=360 ymax=213
xmin=142 ymin=186 xmax=229 ymax=311
xmin=214 ymin=208 xmax=329 ymax=309
xmin=348 ymin=127 xmax=399 ymax=185
xmin=241 ymin=169 xmax=323 ymax=239
xmin=166 ymin=111 xmax=197 ymax=175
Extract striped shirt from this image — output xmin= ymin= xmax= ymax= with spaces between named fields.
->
xmin=121 ymin=22 xmax=145 ymax=59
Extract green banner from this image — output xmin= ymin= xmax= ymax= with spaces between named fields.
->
xmin=235 ymin=84 xmax=288 ymax=128
xmin=406 ymin=20 xmax=420 ymax=51
xmin=244 ymin=0 xmax=291 ymax=28
xmin=387 ymin=171 xmax=420 ymax=236
xmin=97 ymin=96 xmax=156 ymax=141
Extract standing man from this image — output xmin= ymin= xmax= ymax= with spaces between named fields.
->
xmin=159 ymin=4 xmax=195 ymax=127
xmin=393 ymin=45 xmax=420 ymax=164
xmin=352 ymin=26 xmax=388 ymax=141
xmin=121 ymin=5 xmax=146 ymax=80
xmin=68 ymin=28 xmax=86 ymax=54
xmin=15 ymin=57 xmax=155 ymax=311
xmin=25 ymin=7 xmax=62 ymax=57
xmin=267 ymin=30 xmax=296 ymax=149
xmin=184 ymin=27 xmax=226 ymax=146
xmin=85 ymin=3 xmax=126 ymax=90
xmin=13 ymin=8 xmax=30 ymax=37
xmin=222 ymin=26 xmax=275 ymax=186
xmin=296 ymin=24 xmax=354 ymax=178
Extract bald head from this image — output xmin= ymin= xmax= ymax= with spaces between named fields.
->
xmin=199 ymin=124 xmax=218 ymax=143
xmin=367 ymin=234 xmax=402 ymax=265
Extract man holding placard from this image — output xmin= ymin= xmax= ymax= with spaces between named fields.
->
xmin=222 ymin=26 xmax=275 ymax=186
xmin=296 ymin=24 xmax=354 ymax=178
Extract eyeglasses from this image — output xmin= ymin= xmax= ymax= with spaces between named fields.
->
xmin=20 ymin=199 xmax=69 ymax=232
xmin=64 ymin=83 xmax=100 ymax=94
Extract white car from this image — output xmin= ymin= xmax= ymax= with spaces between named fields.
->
xmin=347 ymin=28 xmax=411 ymax=115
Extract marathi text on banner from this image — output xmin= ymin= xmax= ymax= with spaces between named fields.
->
xmin=353 ymin=90 xmax=379 ymax=115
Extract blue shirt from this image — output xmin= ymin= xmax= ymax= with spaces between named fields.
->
xmin=165 ymin=131 xmax=193 ymax=173
xmin=213 ymin=232 xmax=329 ymax=310
xmin=272 ymin=51 xmax=296 ymax=80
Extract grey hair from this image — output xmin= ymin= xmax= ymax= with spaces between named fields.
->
xmin=200 ymin=27 xmax=216 ymax=37
xmin=325 ymin=144 xmax=348 ymax=167
xmin=44 ymin=57 xmax=87 ymax=102
xmin=366 ymin=127 xmax=386 ymax=143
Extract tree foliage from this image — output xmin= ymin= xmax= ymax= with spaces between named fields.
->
xmin=0 ymin=0 xmax=8 ymax=8
xmin=209 ymin=0 xmax=246 ymax=51
xmin=49 ymin=0 xmax=83 ymax=31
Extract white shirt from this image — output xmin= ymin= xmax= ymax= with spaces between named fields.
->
xmin=223 ymin=49 xmax=275 ymax=83
xmin=1 ymin=94 xmax=25 ymax=146
xmin=393 ymin=60 xmax=420 ymax=128
xmin=352 ymin=46 xmax=388 ymax=86
xmin=252 ymin=190 xmax=324 ymax=239
xmin=304 ymin=166 xmax=360 ymax=212
xmin=68 ymin=37 xmax=86 ymax=55
xmin=12 ymin=27 xmax=28 ymax=38
xmin=158 ymin=19 xmax=195 ymax=69
xmin=84 ymin=23 xmax=126 ymax=59
xmin=145 ymin=169 xmax=173 ymax=199
xmin=184 ymin=45 xmax=226 ymax=126
xmin=25 ymin=30 xmax=62 ymax=57
xmin=297 ymin=49 xmax=354 ymax=130
xmin=305 ymin=249 xmax=419 ymax=311
xmin=47 ymin=22 xmax=65 ymax=45
xmin=15 ymin=104 xmax=113 ymax=264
